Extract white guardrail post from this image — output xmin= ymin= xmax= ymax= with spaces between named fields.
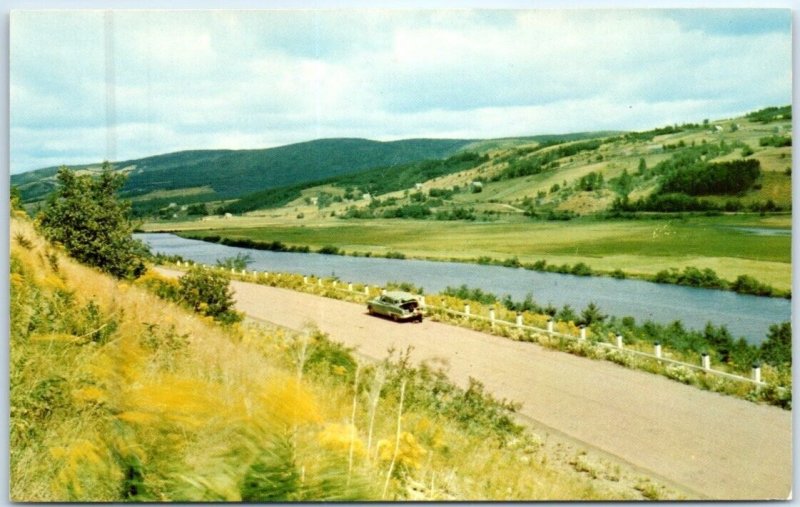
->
xmin=752 ymin=363 xmax=762 ymax=384
xmin=616 ymin=333 xmax=623 ymax=349
xmin=579 ymin=325 xmax=586 ymax=340
xmin=464 ymin=304 xmax=470 ymax=316
xmin=547 ymin=319 xmax=554 ymax=334
xmin=654 ymin=341 xmax=662 ymax=359
xmin=489 ymin=307 xmax=496 ymax=328
xmin=701 ymin=353 xmax=711 ymax=371
xmin=516 ymin=312 xmax=523 ymax=327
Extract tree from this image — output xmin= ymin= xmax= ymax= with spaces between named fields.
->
xmin=760 ymin=322 xmax=791 ymax=366
xmin=637 ymin=158 xmax=647 ymax=175
xmin=38 ymin=164 xmax=146 ymax=279
xmin=612 ymin=169 xmax=633 ymax=197
xmin=579 ymin=302 xmax=606 ymax=326
xmin=186 ymin=203 xmax=208 ymax=216
xmin=556 ymin=305 xmax=577 ymax=323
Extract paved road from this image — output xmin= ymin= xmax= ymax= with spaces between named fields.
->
xmin=159 ymin=269 xmax=792 ymax=499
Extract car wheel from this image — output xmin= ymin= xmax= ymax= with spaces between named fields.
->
xmin=367 ymin=305 xmax=373 ymax=314
xmin=392 ymin=314 xmax=398 ymax=322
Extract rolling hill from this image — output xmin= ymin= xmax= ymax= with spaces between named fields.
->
xmin=136 ymin=106 xmax=791 ymax=295
xmin=12 ymin=137 xmax=477 ymax=207
xmin=11 ymin=131 xmax=622 ymax=216
xmin=12 ymin=106 xmax=791 ymax=223
xmin=262 ymin=106 xmax=791 ymax=220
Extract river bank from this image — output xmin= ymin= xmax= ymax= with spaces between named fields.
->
xmin=176 ymin=231 xmax=791 ymax=299
xmin=137 ymin=232 xmax=791 ymax=344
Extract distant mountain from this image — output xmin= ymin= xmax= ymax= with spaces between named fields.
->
xmin=12 ymin=138 xmax=476 ymax=204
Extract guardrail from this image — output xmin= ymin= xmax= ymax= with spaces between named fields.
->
xmin=177 ymin=262 xmax=769 ymax=389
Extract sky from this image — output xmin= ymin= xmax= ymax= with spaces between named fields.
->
xmin=9 ymin=7 xmax=793 ymax=174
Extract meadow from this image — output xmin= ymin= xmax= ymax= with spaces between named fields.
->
xmin=148 ymin=213 xmax=792 ymax=292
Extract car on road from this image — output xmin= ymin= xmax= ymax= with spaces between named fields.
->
xmin=366 ymin=291 xmax=423 ymax=322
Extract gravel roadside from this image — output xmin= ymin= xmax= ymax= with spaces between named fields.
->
xmin=157 ymin=268 xmax=792 ymax=500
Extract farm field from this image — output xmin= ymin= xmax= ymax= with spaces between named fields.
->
xmin=145 ymin=213 xmax=792 ymax=291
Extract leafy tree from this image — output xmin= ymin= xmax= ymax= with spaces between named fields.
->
xmin=186 ymin=203 xmax=208 ymax=215
xmin=760 ymin=322 xmax=791 ymax=366
xmin=178 ymin=266 xmax=242 ymax=324
xmin=660 ymin=159 xmax=760 ymax=196
xmin=637 ymin=158 xmax=647 ymax=175
xmin=577 ymin=171 xmax=604 ymax=191
xmin=745 ymin=105 xmax=791 ymax=123
xmin=38 ymin=165 xmax=146 ymax=279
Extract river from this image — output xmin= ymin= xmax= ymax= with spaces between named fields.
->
xmin=137 ymin=233 xmax=790 ymax=344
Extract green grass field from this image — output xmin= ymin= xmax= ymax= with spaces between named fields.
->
xmin=140 ymin=110 xmax=791 ymax=293
xmin=149 ymin=213 xmax=791 ymax=291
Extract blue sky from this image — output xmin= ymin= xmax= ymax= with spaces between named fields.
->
xmin=9 ymin=8 xmax=792 ymax=173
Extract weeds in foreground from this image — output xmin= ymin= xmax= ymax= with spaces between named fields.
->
xmin=11 ymin=217 xmax=681 ymax=501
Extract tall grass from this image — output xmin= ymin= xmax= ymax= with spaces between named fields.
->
xmin=10 ymin=216 xmax=678 ymax=501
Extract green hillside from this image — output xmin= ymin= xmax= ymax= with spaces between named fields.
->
xmin=142 ymin=107 xmax=791 ymax=295
xmin=307 ymin=107 xmax=792 ymax=221
xmin=12 ymin=138 xmax=476 ymax=208
xmin=203 ymin=109 xmax=790 ymax=220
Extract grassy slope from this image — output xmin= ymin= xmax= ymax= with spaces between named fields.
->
xmin=143 ymin=109 xmax=791 ymax=291
xmin=10 ymin=216 xmax=679 ymax=501
xmin=12 ymin=138 xmax=476 ymax=204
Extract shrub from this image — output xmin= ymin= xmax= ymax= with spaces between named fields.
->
xmin=216 ymin=253 xmax=253 ymax=271
xmin=664 ymin=365 xmax=696 ymax=385
xmin=730 ymin=274 xmax=774 ymax=297
xmin=135 ymin=270 xmax=181 ymax=302
xmin=178 ymin=267 xmax=242 ymax=324
xmin=318 ymin=245 xmax=341 ymax=255
xmin=759 ymin=135 xmax=792 ymax=148
xmin=570 ymin=262 xmax=593 ymax=276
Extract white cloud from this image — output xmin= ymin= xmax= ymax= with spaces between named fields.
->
xmin=10 ymin=9 xmax=792 ymax=173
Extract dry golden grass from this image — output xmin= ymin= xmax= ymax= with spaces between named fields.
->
xmin=10 ymin=216 xmax=680 ymax=501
